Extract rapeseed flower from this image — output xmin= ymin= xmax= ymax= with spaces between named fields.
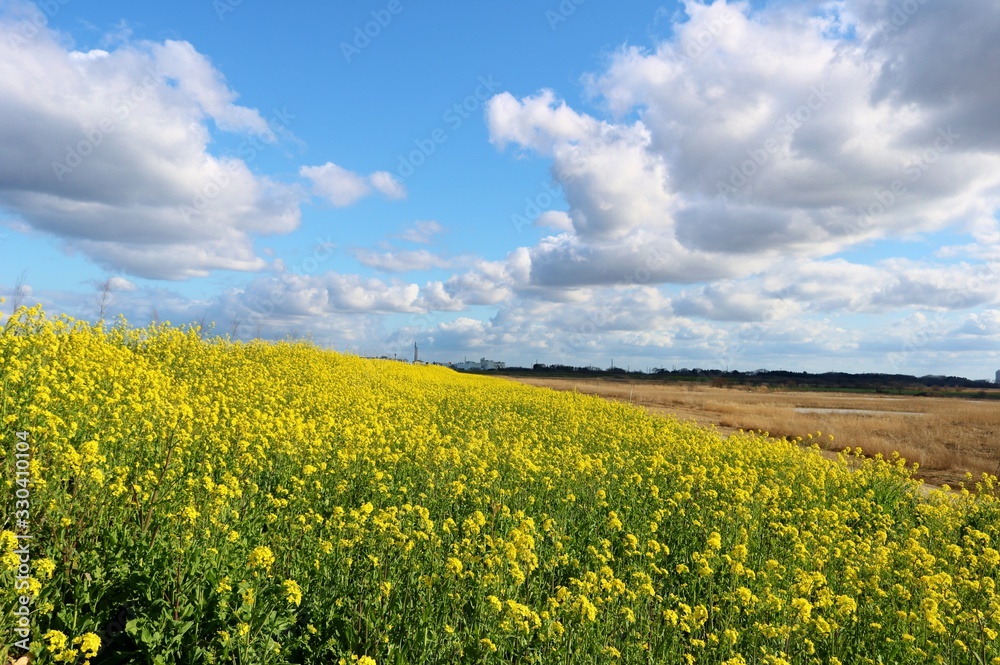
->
xmin=4 ymin=308 xmax=1000 ymax=664
xmin=248 ymin=546 xmax=275 ymax=571
xmin=283 ymin=579 xmax=303 ymax=606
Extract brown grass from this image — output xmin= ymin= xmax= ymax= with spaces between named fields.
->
xmin=506 ymin=377 xmax=1000 ymax=488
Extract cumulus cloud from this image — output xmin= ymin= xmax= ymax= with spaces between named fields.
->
xmin=487 ymin=89 xmax=596 ymax=154
xmin=11 ymin=267 xmax=999 ymax=378
xmin=0 ymin=9 xmax=301 ymax=279
xmin=239 ymin=272 xmax=423 ymax=316
xmin=432 ymin=271 xmax=512 ymax=308
xmin=485 ymin=0 xmax=1000 ymax=298
xmin=300 ymin=163 xmax=406 ymax=206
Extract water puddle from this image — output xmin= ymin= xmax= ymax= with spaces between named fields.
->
xmin=794 ymin=407 xmax=926 ymax=416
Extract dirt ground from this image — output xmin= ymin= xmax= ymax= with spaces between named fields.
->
xmin=506 ymin=377 xmax=1000 ymax=488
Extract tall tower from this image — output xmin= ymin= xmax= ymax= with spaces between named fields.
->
xmin=414 ymin=342 xmax=418 ymax=364
xmin=995 ymin=370 xmax=1000 ymax=384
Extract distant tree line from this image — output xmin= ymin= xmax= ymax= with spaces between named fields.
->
xmin=493 ymin=364 xmax=999 ymax=395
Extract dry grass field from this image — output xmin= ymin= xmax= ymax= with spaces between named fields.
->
xmin=507 ymin=377 xmax=1000 ymax=488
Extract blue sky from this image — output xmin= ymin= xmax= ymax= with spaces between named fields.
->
xmin=2 ymin=0 xmax=999 ymax=379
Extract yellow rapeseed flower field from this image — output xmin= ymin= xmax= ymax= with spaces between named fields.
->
xmin=3 ymin=307 xmax=1000 ymax=663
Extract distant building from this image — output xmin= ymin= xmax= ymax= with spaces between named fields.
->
xmin=479 ymin=358 xmax=505 ymax=371
xmin=452 ymin=357 xmax=505 ymax=371
xmin=996 ymin=370 xmax=1000 ymax=384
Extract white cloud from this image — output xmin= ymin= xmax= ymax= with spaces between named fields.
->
xmin=487 ymin=89 xmax=596 ymax=154
xmin=485 ymin=0 xmax=1000 ymax=297
xmin=669 ymin=258 xmax=1000 ymax=322
xmin=69 ymin=49 xmax=111 ymax=62
xmin=0 ymin=10 xmax=300 ymax=279
xmin=10 ymin=270 xmax=999 ymax=378
xmin=151 ymin=40 xmax=273 ymax=135
xmin=299 ymin=163 xmax=372 ymax=207
xmin=300 ymin=162 xmax=407 ymax=206
xmin=416 ymin=281 xmax=466 ymax=312
xmin=229 ymin=271 xmax=481 ymax=321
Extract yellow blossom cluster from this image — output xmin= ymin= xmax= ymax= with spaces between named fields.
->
xmin=2 ymin=307 xmax=1000 ymax=664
